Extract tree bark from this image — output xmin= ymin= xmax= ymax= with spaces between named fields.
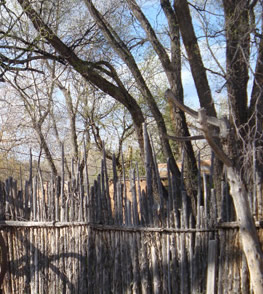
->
xmin=227 ymin=167 xmax=263 ymax=294
xmin=249 ymin=35 xmax=263 ymax=121
xmin=173 ymin=0 xmax=217 ymax=117
xmin=223 ymin=0 xmax=249 ymax=126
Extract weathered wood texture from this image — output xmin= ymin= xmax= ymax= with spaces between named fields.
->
xmin=0 ymin=145 xmax=262 ymax=293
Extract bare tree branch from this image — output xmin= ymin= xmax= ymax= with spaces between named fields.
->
xmin=165 ymin=89 xmax=230 ymax=138
xmin=165 ymin=134 xmax=206 ymax=141
xmin=165 ymin=89 xmax=198 ymax=118
xmin=198 ymin=108 xmax=232 ymax=167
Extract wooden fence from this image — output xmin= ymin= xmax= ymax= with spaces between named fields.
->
xmin=0 ymin=140 xmax=262 ymax=293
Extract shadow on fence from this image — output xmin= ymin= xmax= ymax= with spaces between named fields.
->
xmin=2 ymin=225 xmax=251 ymax=293
xmin=0 ymin=135 xmax=261 ymax=293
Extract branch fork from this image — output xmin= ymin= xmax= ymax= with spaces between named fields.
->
xmin=165 ymin=89 xmax=232 ymax=167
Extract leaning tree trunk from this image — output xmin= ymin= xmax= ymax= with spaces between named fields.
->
xmin=198 ymin=107 xmax=263 ymax=294
xmin=126 ymin=0 xmax=198 ymax=212
xmin=168 ymin=91 xmax=263 ymax=293
xmin=227 ymin=167 xmax=263 ymax=293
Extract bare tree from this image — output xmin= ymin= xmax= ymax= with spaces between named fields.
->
xmin=4 ymin=0 xmax=184 ymax=203
xmin=166 ymin=0 xmax=263 ymax=291
xmin=7 ymin=70 xmax=58 ymax=175
xmin=1 ymin=0 xmax=263 ymax=289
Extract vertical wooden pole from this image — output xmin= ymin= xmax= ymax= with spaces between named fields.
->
xmin=130 ymin=169 xmax=139 ymax=226
xmin=122 ymin=151 xmax=127 ymax=212
xmin=103 ymin=143 xmax=112 ymax=223
xmin=180 ymin=191 xmax=188 ymax=294
xmin=206 ymin=240 xmax=217 ymax=294
xmin=203 ymin=174 xmax=208 ymax=229
xmin=197 ymin=152 xmax=202 ymax=227
xmin=112 ymin=154 xmax=118 ymax=222
xmin=84 ymin=140 xmax=90 ymax=223
xmin=136 ymin=163 xmax=143 ymax=224
xmin=150 ymin=134 xmax=165 ymax=223
xmin=61 ymin=144 xmax=65 ymax=222
xmin=143 ymin=124 xmax=153 ymax=226
xmin=29 ymin=148 xmax=33 ymax=186
xmin=151 ymin=237 xmax=160 ymax=294
xmin=32 ymin=177 xmax=37 ymax=221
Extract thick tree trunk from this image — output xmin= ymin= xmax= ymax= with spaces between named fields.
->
xmin=227 ymin=167 xmax=263 ymax=294
xmin=223 ymin=0 xmax=249 ymax=126
xmin=173 ymin=0 xmax=217 ymax=117
xmin=249 ymin=36 xmax=263 ymax=120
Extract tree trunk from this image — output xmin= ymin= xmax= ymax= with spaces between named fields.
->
xmin=35 ymin=124 xmax=58 ymax=176
xmin=173 ymin=0 xmax=217 ymax=117
xmin=223 ymin=0 xmax=249 ymax=126
xmin=127 ymin=0 xmax=196 ymax=209
xmin=31 ymin=116 xmax=58 ymax=177
xmin=227 ymin=167 xmax=263 ymax=294
xmin=161 ymin=0 xmax=198 ymax=212
xmin=57 ymin=84 xmax=79 ymax=161
xmin=86 ymin=0 xmax=181 ymax=181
